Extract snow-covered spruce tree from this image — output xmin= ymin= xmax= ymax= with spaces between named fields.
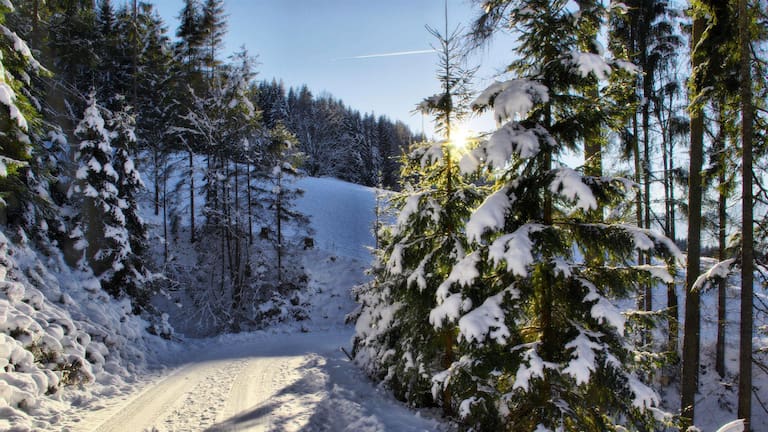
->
xmin=426 ymin=1 xmax=681 ymax=430
xmin=106 ymin=101 xmax=152 ymax=312
xmin=353 ymin=17 xmax=485 ymax=412
xmin=68 ymin=93 xmax=144 ymax=306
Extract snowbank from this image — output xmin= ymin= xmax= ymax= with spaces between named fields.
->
xmin=0 ymin=229 xmax=168 ymax=431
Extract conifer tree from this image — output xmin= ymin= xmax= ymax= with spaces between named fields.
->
xmin=107 ymin=101 xmax=151 ymax=312
xmin=353 ymin=10 xmax=484 ymax=415
xmin=258 ymin=123 xmax=309 ymax=288
xmin=434 ymin=1 xmax=684 ymax=429
xmin=200 ymin=0 xmax=226 ymax=76
xmin=68 ymin=93 xmax=127 ymax=295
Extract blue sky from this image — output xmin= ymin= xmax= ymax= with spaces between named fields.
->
xmin=154 ymin=0 xmax=514 ymax=138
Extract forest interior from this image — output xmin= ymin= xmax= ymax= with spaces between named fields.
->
xmin=0 ymin=0 xmax=767 ymax=431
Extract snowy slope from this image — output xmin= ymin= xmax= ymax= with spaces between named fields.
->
xmin=295 ymin=176 xmax=378 ymax=262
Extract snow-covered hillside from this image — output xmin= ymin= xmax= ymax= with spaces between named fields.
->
xmin=295 ymin=177 xmax=378 ymax=262
xmin=0 ymin=230 xmax=175 ymax=432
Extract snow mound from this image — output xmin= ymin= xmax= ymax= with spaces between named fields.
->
xmin=0 ymin=229 xmax=167 ymax=431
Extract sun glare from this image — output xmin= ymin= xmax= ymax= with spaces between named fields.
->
xmin=449 ymin=125 xmax=472 ymax=152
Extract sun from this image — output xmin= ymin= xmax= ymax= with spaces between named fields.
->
xmin=449 ymin=125 xmax=472 ymax=152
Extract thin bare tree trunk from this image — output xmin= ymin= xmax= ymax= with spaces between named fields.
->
xmin=715 ymin=100 xmax=728 ymax=379
xmin=162 ymin=158 xmax=168 ymax=262
xmin=189 ymin=149 xmax=196 ymax=243
xmin=737 ymin=0 xmax=754 ymax=426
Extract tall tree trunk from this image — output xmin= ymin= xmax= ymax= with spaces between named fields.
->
xmin=154 ymin=147 xmax=160 ymax=216
xmin=656 ymin=90 xmax=679 ymax=353
xmin=737 ymin=0 xmax=754 ymax=426
xmin=681 ymin=15 xmax=705 ymax=430
xmin=131 ymin=0 xmax=138 ymax=107
xmin=642 ymin=60 xmax=653 ymax=313
xmin=716 ymin=100 xmax=728 ymax=379
xmin=276 ymin=168 xmax=283 ymax=286
xmin=162 ymin=158 xmax=168 ymax=262
xmin=585 ymin=85 xmax=602 ymax=217
xmin=189 ymin=149 xmax=196 ymax=243
xmin=668 ymin=112 xmax=679 ymax=351
xmin=247 ymin=160 xmax=253 ymax=245
xmin=633 ymin=113 xmax=645 ymax=314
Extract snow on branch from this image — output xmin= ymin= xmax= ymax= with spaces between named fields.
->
xmin=436 ymin=251 xmax=482 ymax=301
xmin=429 ymin=292 xmax=472 ymax=329
xmin=458 ymin=123 xmax=554 ymax=174
xmin=487 ymin=122 xmax=548 ymax=167
xmin=617 ymin=224 xmax=684 ymax=263
xmin=458 ymin=290 xmax=511 ymax=345
xmin=627 ymin=374 xmax=661 ymax=410
xmin=693 ymin=258 xmax=738 ymax=292
xmin=406 ymin=250 xmax=435 ymax=291
xmin=488 ymin=223 xmax=544 ymax=277
xmin=582 ymin=279 xmax=626 ymax=336
xmin=562 ymin=330 xmax=603 ymax=385
xmin=566 ymin=51 xmax=612 ymax=80
xmin=512 ymin=343 xmax=557 ymax=391
xmin=466 ymin=187 xmax=513 ymax=243
xmin=549 ymin=168 xmax=597 ymax=212
xmin=634 ymin=264 xmax=675 ymax=284
xmin=472 ymin=79 xmax=549 ymax=123
xmin=396 ymin=192 xmax=425 ymax=229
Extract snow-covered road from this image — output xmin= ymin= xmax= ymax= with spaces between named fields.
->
xmin=53 ymin=248 xmax=447 ymax=432
xmin=84 ymin=331 xmax=385 ymax=432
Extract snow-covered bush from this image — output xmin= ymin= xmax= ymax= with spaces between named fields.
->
xmin=0 ymin=228 xmax=158 ymax=429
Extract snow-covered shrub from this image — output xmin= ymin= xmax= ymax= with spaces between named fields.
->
xmin=0 ymin=228 xmax=160 ymax=426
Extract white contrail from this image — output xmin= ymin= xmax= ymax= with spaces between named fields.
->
xmin=339 ymin=49 xmax=436 ymax=60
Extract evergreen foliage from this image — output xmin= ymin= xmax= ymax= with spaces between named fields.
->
xmin=258 ymin=80 xmax=420 ymax=189
xmin=67 ymin=92 xmax=150 ymax=309
xmin=0 ymin=0 xmax=44 ymax=223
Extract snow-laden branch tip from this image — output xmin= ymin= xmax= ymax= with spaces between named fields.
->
xmin=462 ymin=122 xmax=552 ymax=172
xmin=488 ymin=223 xmax=544 ymax=277
xmin=562 ymin=330 xmax=603 ymax=385
xmin=458 ymin=290 xmax=511 ymax=345
xmin=436 ymin=251 xmax=482 ymax=301
xmin=472 ymin=79 xmax=549 ymax=123
xmin=466 ymin=187 xmax=513 ymax=243
xmin=566 ymin=51 xmax=612 ymax=80
xmin=693 ymin=258 xmax=738 ymax=292
xmin=549 ymin=168 xmax=597 ymax=212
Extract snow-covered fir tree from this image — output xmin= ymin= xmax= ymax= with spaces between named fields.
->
xmin=353 ymin=14 xmax=485 ymax=414
xmin=422 ymin=1 xmax=683 ymax=429
xmin=107 ymin=100 xmax=151 ymax=312
xmin=68 ymin=92 xmax=149 ymax=310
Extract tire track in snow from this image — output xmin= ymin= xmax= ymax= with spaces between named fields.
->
xmin=91 ymin=358 xmax=246 ymax=432
xmin=211 ymin=355 xmax=304 ymax=431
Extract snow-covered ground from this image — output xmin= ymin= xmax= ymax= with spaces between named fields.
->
xmin=19 ymin=176 xmax=449 ymax=432
xmin=51 ymin=250 xmax=446 ymax=432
